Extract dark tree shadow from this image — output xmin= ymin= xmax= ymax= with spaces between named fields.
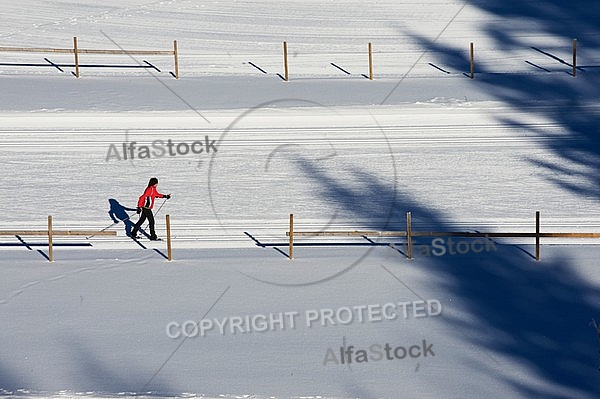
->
xmin=288 ymin=138 xmax=600 ymax=397
xmin=399 ymin=1 xmax=600 ymax=201
xmin=0 ymin=363 xmax=18 ymax=393
xmin=403 ymin=4 xmax=600 ymax=393
xmin=0 ymin=335 xmax=175 ymax=394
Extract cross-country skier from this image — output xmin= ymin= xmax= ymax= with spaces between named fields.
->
xmin=131 ymin=177 xmax=171 ymax=240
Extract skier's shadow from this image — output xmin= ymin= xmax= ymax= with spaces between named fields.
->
xmin=108 ymin=198 xmax=150 ymax=240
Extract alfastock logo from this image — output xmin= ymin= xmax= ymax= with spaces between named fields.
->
xmin=105 ymin=136 xmax=217 ymax=162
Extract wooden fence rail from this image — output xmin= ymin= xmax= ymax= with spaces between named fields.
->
xmin=0 ymin=215 xmax=116 ymax=262
xmin=0 ymin=214 xmax=174 ymax=262
xmin=0 ymin=37 xmax=179 ymax=78
xmin=287 ymin=231 xmax=600 ymax=238
xmin=286 ymin=211 xmax=600 ymax=261
xmin=0 ymin=230 xmax=118 ymax=236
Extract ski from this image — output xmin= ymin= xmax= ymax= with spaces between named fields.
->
xmin=130 ymin=235 xmax=161 ymax=241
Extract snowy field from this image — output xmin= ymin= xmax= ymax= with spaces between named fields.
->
xmin=1 ymin=1 xmax=600 ymax=398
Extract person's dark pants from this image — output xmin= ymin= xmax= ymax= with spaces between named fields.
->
xmin=132 ymin=207 xmax=156 ymax=239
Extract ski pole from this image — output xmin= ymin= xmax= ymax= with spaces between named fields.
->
xmin=86 ymin=212 xmax=134 ymax=239
xmin=153 ymin=198 xmax=168 ymax=217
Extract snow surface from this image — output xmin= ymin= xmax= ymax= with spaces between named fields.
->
xmin=1 ymin=0 xmax=600 ymax=398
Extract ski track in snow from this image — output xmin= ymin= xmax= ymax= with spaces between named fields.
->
xmin=3 ymin=103 xmax=600 ymax=243
xmin=0 ymin=256 xmax=153 ymax=306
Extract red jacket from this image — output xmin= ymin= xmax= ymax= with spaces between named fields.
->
xmin=137 ymin=186 xmax=166 ymax=209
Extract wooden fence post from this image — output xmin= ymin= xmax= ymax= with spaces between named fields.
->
xmin=48 ymin=215 xmax=53 ymax=262
xmin=283 ymin=41 xmax=289 ymax=81
xmin=166 ymin=214 xmax=172 ymax=261
xmin=469 ymin=42 xmax=474 ymax=79
xmin=406 ymin=211 xmax=413 ymax=259
xmin=73 ymin=37 xmax=80 ymax=78
xmin=535 ymin=211 xmax=540 ymax=261
xmin=368 ymin=42 xmax=373 ymax=80
xmin=173 ymin=40 xmax=179 ymax=79
xmin=289 ymin=213 xmax=294 ymax=260
xmin=572 ymin=38 xmax=577 ymax=77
